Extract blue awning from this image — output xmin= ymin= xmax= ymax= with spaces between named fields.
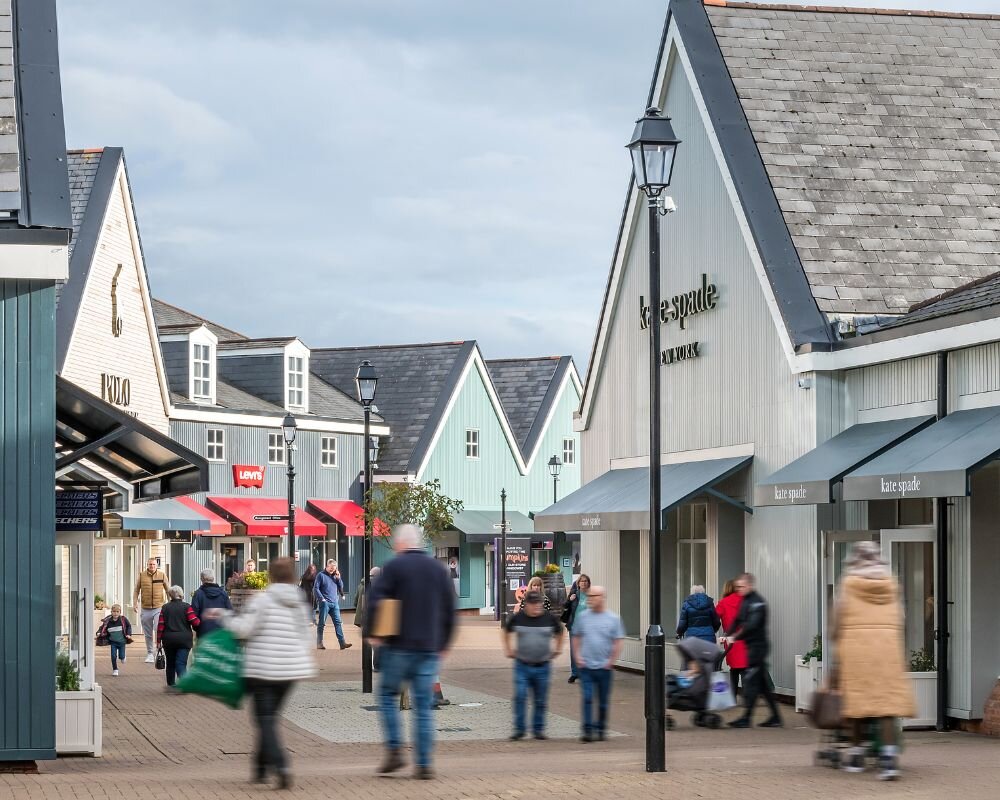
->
xmin=111 ymin=497 xmax=212 ymax=531
xmin=452 ymin=509 xmax=552 ymax=543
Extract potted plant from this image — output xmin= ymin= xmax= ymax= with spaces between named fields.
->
xmin=93 ymin=594 xmax=105 ymax=611
xmin=226 ymin=569 xmax=269 ymax=612
xmin=539 ymin=562 xmax=567 ymax=614
xmin=794 ymin=634 xmax=823 ymax=712
xmin=905 ymin=647 xmax=937 ymax=728
xmin=55 ymin=651 xmax=102 ymax=756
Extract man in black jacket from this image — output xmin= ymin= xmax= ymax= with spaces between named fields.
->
xmin=366 ymin=525 xmax=456 ymax=780
xmin=722 ymin=573 xmax=782 ymax=728
xmin=191 ymin=569 xmax=233 ymax=637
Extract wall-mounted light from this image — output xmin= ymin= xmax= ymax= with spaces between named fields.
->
xmin=797 ymin=376 xmax=814 ymax=390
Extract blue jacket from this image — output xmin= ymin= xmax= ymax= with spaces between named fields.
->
xmin=676 ymin=592 xmax=721 ymax=643
xmin=313 ymin=570 xmax=345 ymax=604
xmin=191 ymin=583 xmax=233 ymax=636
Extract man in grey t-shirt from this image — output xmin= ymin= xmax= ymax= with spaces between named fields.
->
xmin=503 ymin=591 xmax=563 ymax=740
xmin=571 ymin=585 xmax=624 ymax=742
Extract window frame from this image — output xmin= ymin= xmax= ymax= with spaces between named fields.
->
xmin=267 ymin=432 xmax=285 ymax=465
xmin=562 ymin=437 xmax=576 ymax=465
xmin=320 ymin=436 xmax=338 ymax=469
xmin=465 ymin=428 xmax=480 ymax=459
xmin=206 ymin=428 xmax=225 ymax=462
xmin=192 ymin=343 xmax=213 ymax=401
xmin=287 ymin=355 xmax=305 ymax=409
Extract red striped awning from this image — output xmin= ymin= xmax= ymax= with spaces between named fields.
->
xmin=206 ymin=496 xmax=327 ymax=537
xmin=307 ymin=499 xmax=390 ymax=537
xmin=174 ymin=496 xmax=231 ymax=536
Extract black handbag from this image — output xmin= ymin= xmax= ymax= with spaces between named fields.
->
xmin=155 ymin=645 xmax=166 ymax=670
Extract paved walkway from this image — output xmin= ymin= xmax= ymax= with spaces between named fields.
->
xmin=6 ymin=618 xmax=1000 ymax=799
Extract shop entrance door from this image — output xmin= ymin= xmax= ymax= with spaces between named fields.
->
xmin=121 ymin=541 xmax=141 ymax=627
xmin=221 ymin=541 xmax=246 ymax=586
xmin=821 ymin=530 xmax=879 ymax=663
xmin=56 ymin=531 xmax=95 ymax=690
xmin=252 ymin=540 xmax=281 ymax=573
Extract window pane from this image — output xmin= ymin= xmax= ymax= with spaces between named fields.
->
xmin=619 ymin=530 xmax=641 ymax=636
xmin=691 ymin=504 xmax=707 ymax=540
xmin=898 ymin=499 xmax=933 ymax=527
xmin=678 ymin=540 xmax=692 ymax=596
xmin=891 ymin=540 xmax=936 ymax=669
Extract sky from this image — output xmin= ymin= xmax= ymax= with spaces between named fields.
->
xmin=57 ymin=0 xmax=998 ymax=369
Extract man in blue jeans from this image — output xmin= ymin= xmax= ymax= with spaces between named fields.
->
xmin=571 ymin=585 xmax=624 ymax=742
xmin=503 ymin=591 xmax=563 ymax=740
xmin=314 ymin=560 xmax=352 ymax=651
xmin=366 ymin=525 xmax=456 ymax=780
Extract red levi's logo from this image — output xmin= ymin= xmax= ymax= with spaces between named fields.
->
xmin=233 ymin=464 xmax=265 ymax=488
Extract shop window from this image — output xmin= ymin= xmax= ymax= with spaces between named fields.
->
xmin=890 ymin=539 xmax=936 ymax=670
xmin=206 ymin=428 xmax=225 ymax=461
xmin=465 ymin=429 xmax=479 ymax=459
xmin=268 ymin=432 xmax=285 ymax=464
xmin=321 ymin=436 xmax=338 ymax=468
xmin=563 ymin=437 xmax=576 ymax=465
xmin=898 ymin=498 xmax=933 ymax=527
xmin=619 ymin=530 xmax=641 ymax=636
xmin=676 ymin=503 xmax=708 ymax=607
xmin=193 ymin=343 xmax=213 ymax=400
xmin=287 ymin=356 xmax=305 ymax=408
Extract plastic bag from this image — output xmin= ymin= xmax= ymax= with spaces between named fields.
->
xmin=175 ymin=629 xmax=244 ymax=709
xmin=707 ymin=671 xmax=736 ymax=711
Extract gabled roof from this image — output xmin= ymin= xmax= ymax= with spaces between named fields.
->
xmin=487 ymin=356 xmax=581 ymax=457
xmin=877 ymin=271 xmax=1000 ymax=333
xmin=705 ymin=1 xmax=1000 ymax=317
xmin=310 ymin=342 xmax=475 ymax=474
xmin=152 ymin=297 xmax=246 ymax=341
xmin=218 ymin=337 xmax=300 ymax=351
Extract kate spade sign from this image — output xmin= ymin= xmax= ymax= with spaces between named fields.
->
xmin=639 ymin=273 xmax=719 ymax=366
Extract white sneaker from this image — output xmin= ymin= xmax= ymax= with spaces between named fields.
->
xmin=121 ymin=655 xmax=126 ymax=663
xmin=112 ymin=669 xmax=119 ymax=676
xmin=842 ymin=747 xmax=865 ymax=773
xmin=145 ymin=653 xmax=154 ymax=663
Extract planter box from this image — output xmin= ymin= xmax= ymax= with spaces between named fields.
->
xmin=229 ymin=588 xmax=263 ymax=613
xmin=56 ymin=685 xmax=103 ymax=756
xmin=904 ymin=672 xmax=936 ymax=729
xmin=794 ymin=657 xmax=823 ymax=712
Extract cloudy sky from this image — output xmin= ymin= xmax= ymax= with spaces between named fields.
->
xmin=58 ymin=0 xmax=996 ymax=368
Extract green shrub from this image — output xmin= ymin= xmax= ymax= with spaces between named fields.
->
xmin=802 ymin=634 xmax=822 ymax=664
xmin=56 ymin=651 xmax=80 ymax=692
xmin=909 ymin=647 xmax=935 ymax=672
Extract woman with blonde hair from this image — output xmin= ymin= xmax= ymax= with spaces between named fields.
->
xmin=515 ymin=576 xmax=552 ymax=613
xmin=832 ymin=541 xmax=914 ymax=781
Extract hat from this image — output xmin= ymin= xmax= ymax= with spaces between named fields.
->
xmin=846 ymin=540 xmax=886 ymax=570
xmin=524 ymin=591 xmax=543 ymax=604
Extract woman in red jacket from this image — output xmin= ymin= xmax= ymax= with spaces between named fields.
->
xmin=716 ymin=579 xmax=748 ymax=698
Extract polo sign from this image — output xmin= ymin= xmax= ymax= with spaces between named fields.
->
xmin=233 ymin=464 xmax=265 ymax=488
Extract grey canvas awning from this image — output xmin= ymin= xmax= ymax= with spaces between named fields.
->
xmin=533 ymin=456 xmax=752 ymax=532
xmin=843 ymin=406 xmax=1000 ymax=500
xmin=56 ymin=376 xmax=208 ymax=500
xmin=755 ymin=416 xmax=934 ymax=506
xmin=110 ymin=497 xmax=212 ymax=531
xmin=452 ymin=509 xmax=552 ymax=543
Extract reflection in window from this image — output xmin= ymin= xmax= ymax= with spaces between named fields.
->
xmin=891 ymin=540 xmax=936 ymax=671
xmin=619 ymin=530 xmax=641 ymax=636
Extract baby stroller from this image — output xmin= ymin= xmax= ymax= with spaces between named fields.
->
xmin=665 ymin=637 xmax=731 ymax=730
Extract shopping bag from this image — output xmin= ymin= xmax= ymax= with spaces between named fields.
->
xmin=809 ymin=686 xmax=842 ymax=730
xmin=371 ymin=598 xmax=401 ymax=638
xmin=175 ymin=629 xmax=245 ymax=709
xmin=707 ymin=671 xmax=736 ymax=711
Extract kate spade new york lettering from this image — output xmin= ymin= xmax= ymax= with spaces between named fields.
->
xmin=638 ymin=273 xmax=720 ymax=367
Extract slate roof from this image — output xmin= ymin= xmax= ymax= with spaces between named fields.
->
xmin=487 ymin=357 xmax=568 ymax=452
xmin=152 ymin=298 xmax=247 ymax=341
xmin=310 ymin=342 xmax=474 ymax=474
xmin=705 ymin=2 xmax=1000 ymax=318
xmin=877 ymin=270 xmax=1000 ymax=331
xmin=218 ymin=337 xmax=300 ymax=351
xmin=66 ymin=150 xmax=101 ymax=262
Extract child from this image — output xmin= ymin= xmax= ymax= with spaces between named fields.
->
xmin=97 ymin=604 xmax=133 ymax=676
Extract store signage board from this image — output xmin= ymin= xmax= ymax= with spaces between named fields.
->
xmin=164 ymin=530 xmax=193 ymax=543
xmin=504 ymin=537 xmax=531 ymax=610
xmin=638 ymin=273 xmax=719 ymax=367
xmin=233 ymin=464 xmax=266 ymax=488
xmin=754 ymin=480 xmax=831 ymax=507
xmin=843 ymin=471 xmax=965 ymax=501
xmin=252 ymin=514 xmax=289 ymax=521
xmin=56 ymin=490 xmax=102 ymax=531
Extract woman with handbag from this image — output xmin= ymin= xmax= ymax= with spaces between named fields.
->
xmin=561 ymin=573 xmax=590 ymax=684
xmin=831 ymin=541 xmax=915 ymax=781
xmin=156 ymin=586 xmax=201 ymax=689
xmin=715 ymin=579 xmax=748 ymax=698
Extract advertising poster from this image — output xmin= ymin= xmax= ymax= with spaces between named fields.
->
xmin=504 ymin=537 xmax=531 ymax=611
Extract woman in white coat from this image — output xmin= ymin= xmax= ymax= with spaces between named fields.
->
xmin=213 ymin=557 xmax=316 ymax=789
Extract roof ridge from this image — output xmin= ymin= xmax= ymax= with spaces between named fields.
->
xmin=486 ymin=356 xmax=563 ymax=364
xmin=66 ymin=147 xmax=107 ymax=154
xmin=704 ymin=0 xmax=1000 ymax=21
xmin=153 ymin=297 xmax=247 ymax=340
xmin=313 ymin=340 xmax=472 ymax=353
xmin=906 ymin=270 xmax=1000 ymax=314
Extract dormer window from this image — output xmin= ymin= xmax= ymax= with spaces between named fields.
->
xmin=193 ymin=343 xmax=213 ymax=400
xmin=287 ymin=355 xmax=305 ymax=408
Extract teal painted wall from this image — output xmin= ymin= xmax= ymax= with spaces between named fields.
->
xmin=1 ymin=280 xmax=56 ymax=761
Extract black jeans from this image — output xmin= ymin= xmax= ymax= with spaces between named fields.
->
xmin=246 ymin=679 xmax=294 ymax=774
xmin=741 ymin=664 xmax=779 ymax=720
xmin=163 ymin=646 xmax=190 ymax=686
xmin=729 ymin=667 xmax=744 ymax=699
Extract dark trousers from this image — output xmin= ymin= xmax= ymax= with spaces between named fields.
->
xmin=580 ymin=667 xmax=613 ymax=735
xmin=164 ymin=646 xmax=190 ymax=686
xmin=247 ymin=679 xmax=294 ymax=774
xmin=513 ymin=661 xmax=551 ymax=735
xmin=729 ymin=667 xmax=744 ymax=699
xmin=741 ymin=664 xmax=779 ymax=721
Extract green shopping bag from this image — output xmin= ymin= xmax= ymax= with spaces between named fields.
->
xmin=176 ymin=628 xmax=245 ymax=709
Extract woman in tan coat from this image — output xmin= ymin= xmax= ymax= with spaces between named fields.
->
xmin=831 ymin=541 xmax=915 ymax=781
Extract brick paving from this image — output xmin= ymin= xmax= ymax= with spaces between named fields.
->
xmin=4 ymin=618 xmax=999 ymax=799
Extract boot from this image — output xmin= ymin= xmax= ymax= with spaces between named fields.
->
xmin=377 ymin=749 xmax=404 ymax=775
xmin=842 ymin=746 xmax=865 ymax=773
xmin=877 ymin=746 xmax=900 ymax=781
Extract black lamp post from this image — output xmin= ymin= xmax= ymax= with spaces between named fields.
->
xmin=282 ymin=413 xmax=298 ymax=557
xmin=548 ymin=455 xmax=562 ymax=505
xmin=626 ymin=105 xmax=680 ymax=774
xmin=355 ymin=360 xmax=378 ymax=694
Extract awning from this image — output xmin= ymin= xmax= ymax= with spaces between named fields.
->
xmin=207 ymin=496 xmax=327 ymax=536
xmin=307 ymin=499 xmax=390 ymax=537
xmin=754 ymin=416 xmax=934 ymax=506
xmin=109 ymin=497 xmax=213 ymax=531
xmin=174 ymin=496 xmax=231 ymax=536
xmin=451 ymin=509 xmax=551 ymax=543
xmin=56 ymin=377 xmax=207 ymax=500
xmin=534 ymin=456 xmax=752 ymax=532
xmin=843 ymin=406 xmax=1000 ymax=500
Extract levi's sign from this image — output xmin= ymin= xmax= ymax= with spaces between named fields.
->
xmin=639 ymin=273 xmax=719 ymax=367
xmin=233 ymin=464 xmax=265 ymax=488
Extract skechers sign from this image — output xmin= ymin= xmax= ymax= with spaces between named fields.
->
xmin=56 ymin=490 xmax=102 ymax=531
xmin=639 ymin=273 xmax=719 ymax=366
xmin=233 ymin=464 xmax=265 ymax=488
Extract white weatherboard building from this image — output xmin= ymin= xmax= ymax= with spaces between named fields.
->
xmin=536 ymin=0 xmax=1000 ymax=728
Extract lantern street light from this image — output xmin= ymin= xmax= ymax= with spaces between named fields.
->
xmin=281 ymin=413 xmax=298 ymax=557
xmin=627 ymin=105 xmax=681 ymax=774
xmin=355 ymin=360 xmax=378 ymax=694
xmin=548 ymin=455 xmax=562 ymax=505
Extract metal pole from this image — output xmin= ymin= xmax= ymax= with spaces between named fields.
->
xmin=553 ymin=475 xmax=558 ymax=506
xmin=500 ymin=488 xmax=508 ymax=627
xmin=935 ymin=352 xmax=950 ymax=731
xmin=286 ymin=445 xmax=296 ymax=557
xmin=362 ymin=405 xmax=373 ymax=694
xmin=645 ymin=195 xmax=666 ymax=773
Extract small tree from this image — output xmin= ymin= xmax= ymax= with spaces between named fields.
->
xmin=362 ymin=478 xmax=463 ymax=541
